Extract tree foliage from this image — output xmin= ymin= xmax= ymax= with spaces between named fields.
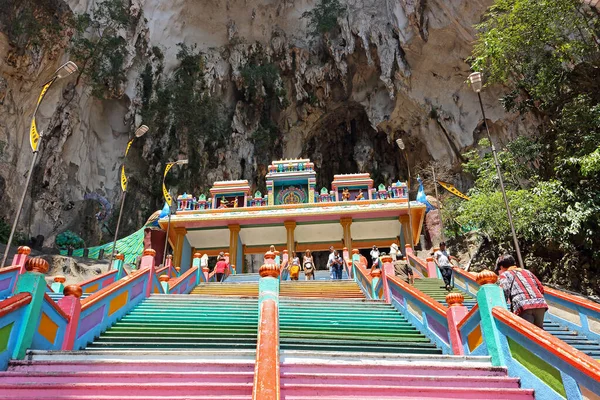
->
xmin=69 ymin=0 xmax=134 ymax=98
xmin=55 ymin=230 xmax=85 ymax=249
xmin=455 ymin=0 xmax=600 ymax=294
xmin=302 ymin=0 xmax=346 ymax=38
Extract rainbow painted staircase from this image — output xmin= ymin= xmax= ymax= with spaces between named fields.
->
xmin=0 ymin=247 xmax=599 ymax=399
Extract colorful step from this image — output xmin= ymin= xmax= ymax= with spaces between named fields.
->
xmin=190 ymin=282 xmax=259 ymax=297
xmin=279 ymin=298 xmax=440 ymax=354
xmin=280 ymin=280 xmax=364 ymax=299
xmin=280 ymin=351 xmax=534 ymax=399
xmin=86 ymin=295 xmax=258 ymax=350
xmin=0 ymin=350 xmax=254 ymax=399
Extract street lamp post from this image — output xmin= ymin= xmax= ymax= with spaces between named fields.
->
xmin=109 ymin=124 xmax=149 ymax=269
xmin=431 ymin=165 xmax=446 ymax=243
xmin=161 ymin=159 xmax=188 ymax=266
xmin=468 ymin=72 xmax=525 ymax=269
xmin=396 ymin=139 xmax=414 ymax=249
xmin=1 ymin=61 xmax=78 ymax=269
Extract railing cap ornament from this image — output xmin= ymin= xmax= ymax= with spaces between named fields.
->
xmin=143 ymin=248 xmax=156 ymax=257
xmin=115 ymin=254 xmax=125 ymax=261
xmin=381 ymin=255 xmax=393 ymax=263
xmin=193 ymin=252 xmax=202 ymax=259
xmin=17 ymin=246 xmax=31 ymax=255
xmin=167 ymin=255 xmax=172 ymax=260
xmin=175 ymin=267 xmax=181 ymax=272
xmin=53 ymin=276 xmax=66 ymax=283
xmin=371 ymin=268 xmax=382 ymax=277
xmin=259 ymin=264 xmax=280 ymax=278
xmin=25 ymin=257 xmax=49 ymax=274
xmin=446 ymin=292 xmax=465 ymax=307
xmin=264 ymin=251 xmax=276 ymax=260
xmin=63 ymin=285 xmax=82 ymax=298
xmin=477 ymin=269 xmax=499 ymax=285
xmin=159 ymin=274 xmax=170 ymax=282
xmin=352 ymin=249 xmax=360 ymax=255
xmin=426 ymin=257 xmax=434 ymax=262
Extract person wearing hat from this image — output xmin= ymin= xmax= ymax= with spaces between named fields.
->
xmin=496 ymin=254 xmax=548 ymax=329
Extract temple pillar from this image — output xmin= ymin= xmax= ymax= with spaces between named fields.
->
xmin=284 ymin=221 xmax=296 ymax=258
xmin=340 ymin=217 xmax=352 ymax=250
xmin=172 ymin=227 xmax=187 ymax=269
xmin=229 ymin=224 xmax=241 ymax=273
xmin=399 ymin=215 xmax=413 ymax=249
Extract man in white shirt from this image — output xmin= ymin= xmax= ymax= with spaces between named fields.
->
xmin=389 ymin=242 xmax=399 ymax=261
xmin=434 ymin=242 xmax=453 ymax=291
xmin=327 ymin=246 xmax=335 ymax=279
xmin=370 ymin=245 xmax=380 ymax=268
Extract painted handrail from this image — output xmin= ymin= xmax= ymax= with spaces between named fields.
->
xmin=168 ymin=266 xmax=199 ymax=295
xmin=456 ymin=304 xmax=485 ymax=355
xmin=75 ymin=268 xmax=150 ymax=349
xmin=492 ymin=306 xmax=600 ymax=398
xmin=385 ymin=274 xmax=451 ymax=353
xmin=0 ymin=293 xmax=32 ymax=370
xmin=406 ymin=253 xmax=428 ymax=278
xmin=0 ymin=266 xmax=20 ymax=299
xmin=79 ymin=269 xmax=118 ymax=295
xmin=253 ymin=299 xmax=280 ymax=400
xmin=352 ymin=259 xmax=373 ymax=300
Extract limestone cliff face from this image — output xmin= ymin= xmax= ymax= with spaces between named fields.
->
xmin=0 ymin=0 xmax=532 ymax=247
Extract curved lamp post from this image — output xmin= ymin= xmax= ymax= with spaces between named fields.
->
xmin=468 ymin=72 xmax=524 ymax=269
xmin=161 ymin=159 xmax=188 ymax=266
xmin=396 ymin=138 xmax=414 ymax=249
xmin=1 ymin=61 xmax=78 ymax=269
xmin=109 ymin=124 xmax=149 ymax=268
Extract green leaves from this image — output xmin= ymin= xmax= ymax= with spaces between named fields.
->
xmin=55 ymin=230 xmax=85 ymax=250
xmin=302 ymin=0 xmax=346 ymax=38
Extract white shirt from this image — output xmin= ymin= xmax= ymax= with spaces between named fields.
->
xmin=390 ymin=243 xmax=399 ymax=256
xmin=328 ymin=252 xmax=335 ymax=267
xmin=434 ymin=249 xmax=451 ymax=267
xmin=370 ymin=249 xmax=380 ymax=260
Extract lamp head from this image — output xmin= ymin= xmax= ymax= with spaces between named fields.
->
xmin=55 ymin=61 xmax=78 ymax=79
xmin=176 ymin=159 xmax=189 ymax=165
xmin=395 ymin=138 xmax=405 ymax=150
xmin=468 ymin=72 xmax=483 ymax=93
xmin=135 ymin=124 xmax=149 ymax=138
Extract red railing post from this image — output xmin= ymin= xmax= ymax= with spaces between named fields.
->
xmin=58 ymin=285 xmax=82 ymax=350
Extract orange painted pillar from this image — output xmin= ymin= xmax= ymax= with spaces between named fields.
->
xmin=284 ymin=221 xmax=296 ymax=258
xmin=172 ymin=227 xmax=187 ymax=269
xmin=340 ymin=217 xmax=352 ymax=251
xmin=399 ymin=215 xmax=413 ymax=249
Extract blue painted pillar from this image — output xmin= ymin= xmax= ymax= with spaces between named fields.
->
xmin=476 ymin=271 xmax=509 ymax=366
xmin=12 ymin=259 xmax=50 ymax=359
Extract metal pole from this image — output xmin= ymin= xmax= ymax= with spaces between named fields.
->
xmin=110 ymin=189 xmax=127 ymax=269
xmin=477 ymin=92 xmax=525 ymax=269
xmin=0 ymin=150 xmax=40 ymax=268
xmin=431 ymin=165 xmax=446 ymax=242
xmin=403 ymin=150 xmax=414 ymax=249
xmin=162 ymin=205 xmax=172 ymax=266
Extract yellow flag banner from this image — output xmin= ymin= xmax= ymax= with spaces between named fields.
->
xmin=125 ymin=139 xmax=134 ymax=157
xmin=120 ymin=165 xmax=128 ymax=192
xmin=437 ymin=180 xmax=470 ymax=201
xmin=29 ymin=80 xmax=53 ymax=151
xmin=162 ymin=162 xmax=175 ymax=206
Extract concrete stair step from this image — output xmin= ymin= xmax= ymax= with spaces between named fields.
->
xmin=0 ymin=371 xmax=254 ymax=384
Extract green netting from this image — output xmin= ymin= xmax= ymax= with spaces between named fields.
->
xmin=59 ymin=227 xmax=146 ymax=265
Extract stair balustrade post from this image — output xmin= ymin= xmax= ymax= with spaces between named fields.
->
xmin=370 ymin=268 xmax=382 ymax=300
xmin=113 ymin=254 xmax=125 ymax=280
xmin=192 ymin=252 xmax=202 ymax=283
xmin=426 ymin=257 xmax=440 ymax=279
xmin=159 ymin=274 xmax=170 ymax=294
xmin=445 ymin=292 xmax=468 ymax=355
xmin=351 ymin=249 xmax=360 ymax=281
xmin=11 ymin=245 xmax=31 ymax=273
xmin=475 ymin=270 xmax=509 ymax=366
xmin=12 ymin=257 xmax=49 ymax=359
xmin=380 ymin=255 xmax=394 ymax=304
xmin=141 ymin=249 xmax=157 ymax=297
xmin=58 ymin=285 xmax=82 ymax=350
xmin=165 ymin=255 xmax=174 ymax=277
xmin=51 ymin=276 xmax=66 ymax=293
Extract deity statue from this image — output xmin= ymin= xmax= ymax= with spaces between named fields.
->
xmin=220 ymin=197 xmax=229 ymax=208
xmin=233 ymin=198 xmax=238 ymax=208
xmin=355 ymin=189 xmax=364 ymax=200
xmin=342 ymin=188 xmax=351 ymax=201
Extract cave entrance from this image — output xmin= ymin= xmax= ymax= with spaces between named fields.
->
xmin=302 ymin=103 xmax=407 ymax=189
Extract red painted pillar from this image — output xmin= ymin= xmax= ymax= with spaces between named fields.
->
xmin=141 ymin=249 xmax=157 ymax=297
xmin=253 ymin=299 xmax=280 ymax=400
xmin=426 ymin=257 xmax=439 ymax=278
xmin=380 ymin=255 xmax=395 ymax=304
xmin=446 ymin=292 xmax=469 ymax=355
xmin=58 ymin=285 xmax=82 ymax=350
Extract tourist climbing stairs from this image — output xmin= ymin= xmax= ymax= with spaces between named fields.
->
xmin=280 ymin=279 xmax=364 ymax=299
xmin=414 ymin=277 xmax=600 ymax=359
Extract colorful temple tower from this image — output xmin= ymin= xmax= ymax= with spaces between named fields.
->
xmin=161 ymin=159 xmax=426 ymax=273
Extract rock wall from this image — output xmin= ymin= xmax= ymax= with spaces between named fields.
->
xmin=0 ymin=0 xmax=533 ymax=248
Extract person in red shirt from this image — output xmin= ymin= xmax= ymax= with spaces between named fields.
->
xmin=214 ymin=257 xmax=229 ymax=282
